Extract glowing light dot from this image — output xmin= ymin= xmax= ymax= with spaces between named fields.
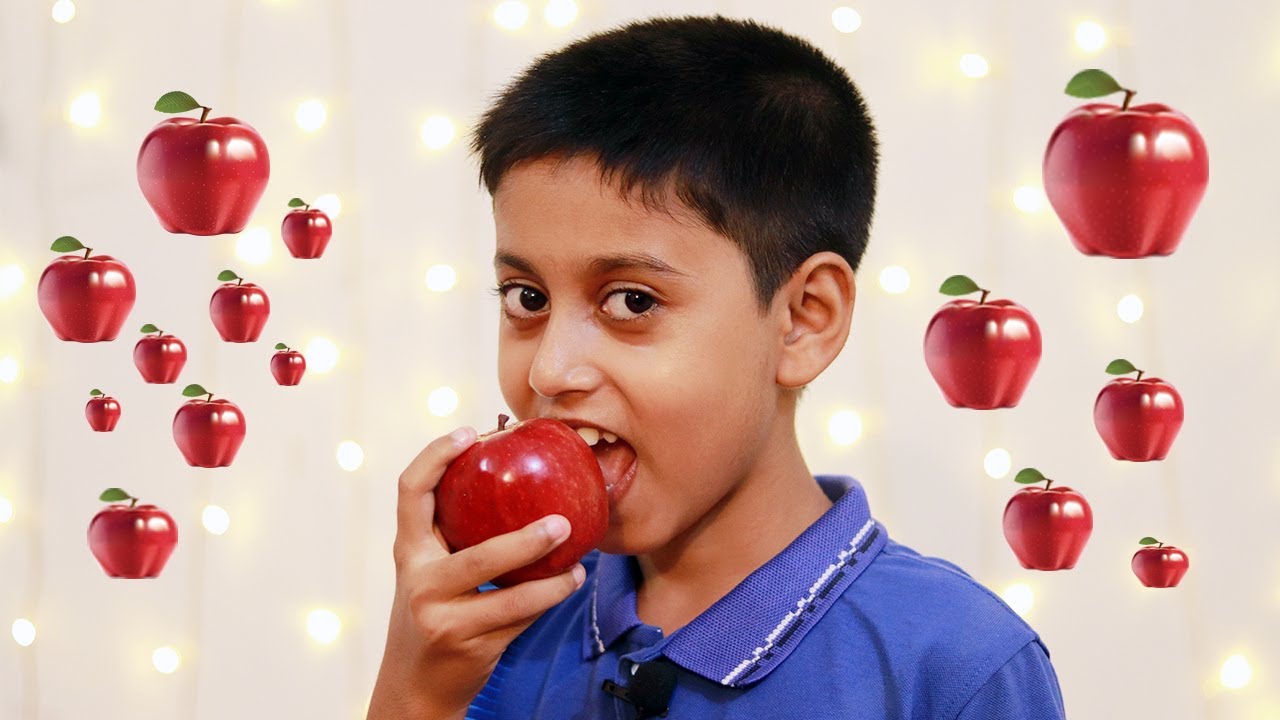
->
xmin=295 ymin=99 xmax=327 ymax=132
xmin=425 ymin=264 xmax=457 ymax=292
xmin=984 ymin=448 xmax=1012 ymax=479
xmin=1001 ymin=583 xmax=1034 ymax=617
xmin=202 ymin=505 xmax=230 ymax=535
xmin=307 ymin=609 xmax=341 ymax=644
xmin=1013 ymin=186 xmax=1047 ymax=213
xmin=0 ymin=497 xmax=12 ymax=523
xmin=336 ymin=441 xmax=365 ymax=472
xmin=831 ymin=7 xmax=862 ymax=33
xmin=544 ymin=0 xmax=578 ymax=27
xmin=0 ymin=356 xmax=20 ymax=384
xmin=11 ymin=619 xmax=35 ymax=647
xmin=1220 ymin=654 xmax=1253 ymax=689
xmin=69 ymin=92 xmax=101 ymax=128
xmin=305 ymin=337 xmax=339 ymax=373
xmin=235 ymin=227 xmax=272 ymax=265
xmin=313 ymin=194 xmax=342 ymax=220
xmin=960 ymin=53 xmax=990 ymax=79
xmin=494 ymin=1 xmax=529 ymax=30
xmin=420 ymin=115 xmax=456 ymax=150
xmin=428 ymin=387 xmax=459 ymax=417
xmin=0 ymin=264 xmax=25 ymax=299
xmin=828 ymin=410 xmax=863 ymax=446
xmin=1117 ymin=294 xmax=1144 ymax=324
xmin=152 ymin=646 xmax=180 ymax=674
xmin=1075 ymin=21 xmax=1108 ymax=53
xmin=879 ymin=266 xmax=910 ymax=294
xmin=51 ymin=0 xmax=75 ymax=23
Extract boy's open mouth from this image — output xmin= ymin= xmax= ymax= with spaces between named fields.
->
xmin=574 ymin=427 xmax=638 ymax=504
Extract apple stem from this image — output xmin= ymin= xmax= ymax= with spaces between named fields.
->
xmin=1121 ymin=89 xmax=1136 ymax=111
xmin=236 ymin=278 xmax=243 ymax=286
xmin=82 ymin=247 xmax=93 ymax=260
xmin=199 ymin=106 xmax=212 ymax=123
xmin=1043 ymin=478 xmax=1054 ymax=491
xmin=979 ymin=289 xmax=990 ymax=304
xmin=498 ymin=413 xmax=510 ymax=431
xmin=129 ymin=497 xmax=138 ymax=508
xmin=205 ymin=392 xmax=213 ymax=402
xmin=1135 ymin=370 xmax=1144 ymax=381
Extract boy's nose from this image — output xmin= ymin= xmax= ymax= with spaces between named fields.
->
xmin=528 ymin=313 xmax=603 ymax=399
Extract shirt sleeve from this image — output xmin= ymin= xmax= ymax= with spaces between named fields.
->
xmin=953 ymin=639 xmax=1067 ymax=720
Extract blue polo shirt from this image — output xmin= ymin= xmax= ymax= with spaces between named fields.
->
xmin=465 ymin=474 xmax=1067 ymax=719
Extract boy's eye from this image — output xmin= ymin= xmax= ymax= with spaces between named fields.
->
xmin=493 ymin=283 xmax=659 ymax=322
xmin=602 ymin=289 xmax=656 ymax=320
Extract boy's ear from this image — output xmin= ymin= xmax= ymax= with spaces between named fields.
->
xmin=774 ymin=252 xmax=856 ymax=389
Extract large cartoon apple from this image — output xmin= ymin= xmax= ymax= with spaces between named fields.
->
xmin=134 ymin=323 xmax=188 ymax=384
xmin=85 ymin=389 xmax=121 ymax=432
xmin=88 ymin=487 xmax=178 ymax=579
xmin=172 ymin=383 xmax=246 ymax=468
xmin=1094 ymin=358 xmax=1184 ymax=461
xmin=209 ymin=269 xmax=269 ymax=342
xmin=270 ymin=342 xmax=306 ymax=386
xmin=1132 ymin=536 xmax=1190 ymax=588
xmin=37 ymin=236 xmax=136 ymax=342
xmin=1002 ymin=467 xmax=1093 ymax=571
xmin=281 ymin=197 xmax=333 ymax=259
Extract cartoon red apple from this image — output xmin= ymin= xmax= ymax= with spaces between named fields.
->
xmin=88 ymin=487 xmax=178 ymax=579
xmin=137 ymin=91 xmax=270 ymax=235
xmin=1132 ymin=536 xmax=1190 ymax=588
xmin=270 ymin=342 xmax=306 ymax=386
xmin=1094 ymin=358 xmax=1184 ymax=461
xmin=134 ymin=323 xmax=188 ymax=384
xmin=924 ymin=275 xmax=1042 ymax=409
xmin=435 ymin=413 xmax=609 ymax=587
xmin=281 ymin=197 xmax=333 ymax=259
xmin=37 ymin=236 xmax=136 ymax=342
xmin=210 ymin=269 xmax=269 ymax=342
xmin=172 ymin=383 xmax=246 ymax=468
xmin=1044 ymin=69 xmax=1208 ymax=258
xmin=85 ymin=388 xmax=121 ymax=432
xmin=1003 ymin=467 xmax=1093 ymax=571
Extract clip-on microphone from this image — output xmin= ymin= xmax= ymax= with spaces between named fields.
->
xmin=601 ymin=657 xmax=677 ymax=718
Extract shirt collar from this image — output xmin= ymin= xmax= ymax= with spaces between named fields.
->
xmin=582 ymin=474 xmax=888 ymax=688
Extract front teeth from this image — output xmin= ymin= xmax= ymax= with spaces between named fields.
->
xmin=574 ymin=427 xmax=620 ymax=447
xmin=601 ymin=431 xmax=618 ymax=444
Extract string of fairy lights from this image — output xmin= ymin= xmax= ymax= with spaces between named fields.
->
xmin=0 ymin=0 xmax=1266 ymax=714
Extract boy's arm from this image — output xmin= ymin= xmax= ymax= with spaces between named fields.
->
xmin=952 ymin=639 xmax=1067 ymax=720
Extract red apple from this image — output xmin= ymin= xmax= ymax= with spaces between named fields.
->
xmin=173 ymin=383 xmax=246 ymax=468
xmin=85 ymin=388 xmax=121 ymax=432
xmin=1094 ymin=358 xmax=1184 ymax=461
xmin=281 ymin=198 xmax=333 ymax=259
xmin=270 ymin=342 xmax=306 ymax=385
xmin=924 ymin=275 xmax=1042 ymax=409
xmin=210 ymin=269 xmax=269 ymax=342
xmin=137 ymin=91 xmax=270 ymax=235
xmin=1132 ymin=536 xmax=1190 ymax=588
xmin=1044 ymin=69 xmax=1208 ymax=258
xmin=134 ymin=323 xmax=188 ymax=384
xmin=37 ymin=236 xmax=136 ymax=342
xmin=435 ymin=414 xmax=609 ymax=587
xmin=1003 ymin=468 xmax=1093 ymax=571
xmin=88 ymin=488 xmax=178 ymax=579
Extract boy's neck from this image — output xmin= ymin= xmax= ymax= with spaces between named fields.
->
xmin=633 ymin=419 xmax=835 ymax=636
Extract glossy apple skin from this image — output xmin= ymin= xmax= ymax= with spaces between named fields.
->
xmin=1044 ymin=102 xmax=1208 ymax=258
xmin=435 ymin=418 xmax=609 ymax=587
xmin=88 ymin=504 xmax=178 ymax=578
xmin=172 ymin=398 xmax=246 ymax=467
xmin=210 ymin=283 xmax=269 ymax=342
xmin=134 ymin=335 xmax=188 ymax=384
xmin=37 ymin=255 xmax=136 ymax=342
xmin=281 ymin=209 xmax=333 ymax=259
xmin=1094 ymin=377 xmax=1184 ymax=461
xmin=270 ymin=351 xmax=306 ymax=385
xmin=85 ymin=397 xmax=121 ymax=432
xmin=1132 ymin=545 xmax=1189 ymax=588
xmin=924 ymin=299 xmax=1042 ymax=409
xmin=137 ymin=116 xmax=270 ymax=235
xmin=1003 ymin=486 xmax=1093 ymax=570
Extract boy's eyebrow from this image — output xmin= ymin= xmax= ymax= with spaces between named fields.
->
xmin=493 ymin=251 xmax=690 ymax=278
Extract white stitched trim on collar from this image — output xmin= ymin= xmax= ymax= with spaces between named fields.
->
xmin=590 ymin=572 xmax=606 ymax=654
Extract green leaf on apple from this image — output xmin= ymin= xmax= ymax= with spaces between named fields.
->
xmin=99 ymin=488 xmax=131 ymax=502
xmin=141 ymin=323 xmax=160 ymax=334
xmin=939 ymin=275 xmax=982 ymax=296
xmin=90 ymin=388 xmax=103 ymax=397
xmin=1014 ymin=467 xmax=1046 ymax=484
xmin=274 ymin=342 xmax=287 ymax=350
xmin=154 ymin=91 xmax=203 ymax=114
xmin=182 ymin=383 xmax=209 ymax=398
xmin=217 ymin=269 xmax=240 ymax=282
xmin=1139 ymin=536 xmax=1160 ymax=545
xmin=1106 ymin=358 xmax=1138 ymax=375
xmin=288 ymin=198 xmax=307 ymax=208
xmin=1065 ymin=69 xmax=1123 ymax=98
xmin=50 ymin=236 xmax=84 ymax=253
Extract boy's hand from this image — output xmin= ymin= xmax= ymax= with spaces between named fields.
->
xmin=368 ymin=427 xmax=588 ymax=720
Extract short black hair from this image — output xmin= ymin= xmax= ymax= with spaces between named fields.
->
xmin=470 ymin=14 xmax=880 ymax=314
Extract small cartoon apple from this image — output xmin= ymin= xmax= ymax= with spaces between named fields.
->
xmin=1132 ymin=536 xmax=1190 ymax=588
xmin=281 ymin=197 xmax=333 ymax=259
xmin=134 ymin=323 xmax=188 ymax=384
xmin=1002 ymin=467 xmax=1093 ymax=571
xmin=209 ymin=269 xmax=269 ymax=343
xmin=172 ymin=383 xmax=246 ymax=468
xmin=88 ymin=487 xmax=178 ymax=579
xmin=270 ymin=342 xmax=306 ymax=386
xmin=37 ymin=236 xmax=136 ymax=342
xmin=1094 ymin=358 xmax=1184 ymax=461
xmin=85 ymin=389 xmax=121 ymax=432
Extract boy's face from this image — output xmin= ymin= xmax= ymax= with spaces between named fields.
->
xmin=492 ymin=155 xmax=788 ymax=555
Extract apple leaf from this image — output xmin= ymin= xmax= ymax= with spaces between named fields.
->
xmin=288 ymin=198 xmax=306 ymax=208
xmin=90 ymin=388 xmax=103 ymax=397
xmin=1139 ymin=536 xmax=1160 ymax=545
xmin=274 ymin=342 xmax=287 ymax=350
xmin=50 ymin=236 xmax=84 ymax=253
xmin=140 ymin=323 xmax=160 ymax=334
xmin=1106 ymin=358 xmax=1138 ymax=375
xmin=182 ymin=383 xmax=209 ymax=397
xmin=1065 ymin=69 xmax=1123 ymax=99
xmin=939 ymin=275 xmax=982 ymax=296
xmin=99 ymin=488 xmax=131 ymax=502
xmin=155 ymin=91 xmax=203 ymax=114
xmin=217 ymin=269 xmax=240 ymax=282
xmin=1014 ymin=467 xmax=1046 ymax=485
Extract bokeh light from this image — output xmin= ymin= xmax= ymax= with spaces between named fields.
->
xmin=1117 ymin=294 xmax=1144 ymax=324
xmin=424 ymin=264 xmax=457 ymax=292
xmin=428 ymin=387 xmax=459 ymax=417
xmin=494 ymin=1 xmax=529 ymax=30
xmin=305 ymin=337 xmax=340 ymax=373
xmin=0 ymin=264 xmax=25 ymax=299
xmin=984 ymin=448 xmax=1012 ymax=479
xmin=152 ymin=646 xmax=180 ymax=674
xmin=235 ymin=228 xmax=272 ymax=265
xmin=307 ymin=609 xmax=341 ymax=644
xmin=831 ymin=7 xmax=862 ymax=33
xmin=202 ymin=505 xmax=230 ymax=535
xmin=0 ymin=497 xmax=12 ymax=523
xmin=68 ymin=91 xmax=101 ymax=127
xmin=544 ymin=0 xmax=578 ymax=27
xmin=959 ymin=53 xmax=990 ymax=78
xmin=1075 ymin=21 xmax=1108 ymax=53
xmin=11 ymin=618 xmax=35 ymax=647
xmin=336 ymin=441 xmax=364 ymax=472
xmin=827 ymin=409 xmax=863 ymax=446
xmin=1220 ymin=654 xmax=1253 ymax=689
xmin=420 ymin=115 xmax=456 ymax=150
xmin=1001 ymin=583 xmax=1034 ymax=617
xmin=879 ymin=266 xmax=910 ymax=294
xmin=51 ymin=0 xmax=75 ymax=24
xmin=1013 ymin=185 xmax=1047 ymax=213
xmin=0 ymin=356 xmax=21 ymax=384
xmin=295 ymin=99 xmax=327 ymax=132
xmin=313 ymin=194 xmax=342 ymax=220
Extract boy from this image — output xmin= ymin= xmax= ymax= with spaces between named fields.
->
xmin=369 ymin=14 xmax=1067 ymax=720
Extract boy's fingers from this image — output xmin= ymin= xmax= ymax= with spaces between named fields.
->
xmin=460 ymin=564 xmax=586 ymax=634
xmin=394 ymin=427 xmax=477 ymax=554
xmin=431 ymin=515 xmax=573 ymax=597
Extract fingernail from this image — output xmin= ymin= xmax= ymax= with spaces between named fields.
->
xmin=572 ymin=563 xmax=586 ymax=587
xmin=450 ymin=426 xmax=473 ymax=444
xmin=543 ymin=515 xmax=569 ymax=541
